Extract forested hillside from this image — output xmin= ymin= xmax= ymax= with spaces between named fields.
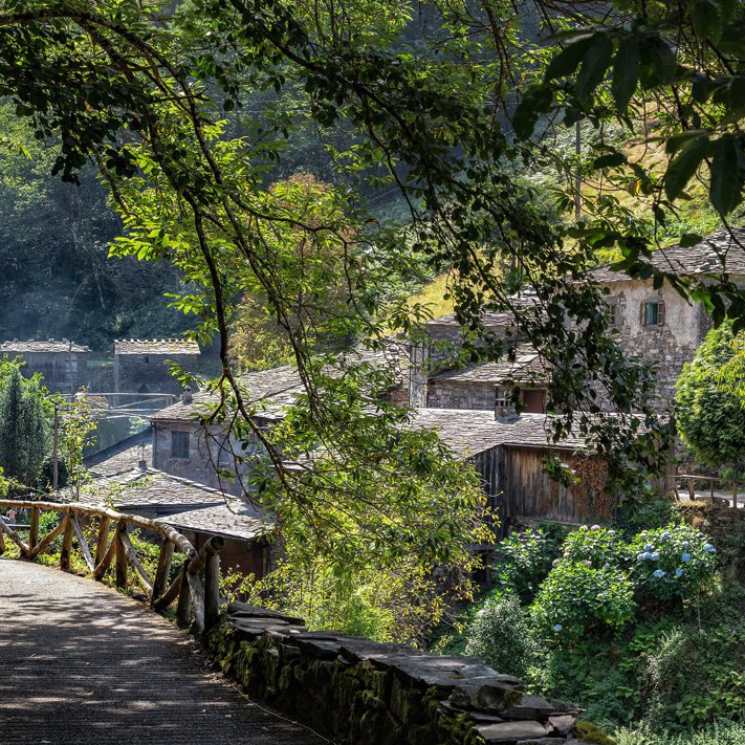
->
xmin=0 ymin=104 xmax=193 ymax=350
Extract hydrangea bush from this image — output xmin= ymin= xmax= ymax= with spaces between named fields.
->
xmin=561 ymin=524 xmax=624 ymax=569
xmin=491 ymin=527 xmax=564 ymax=601
xmin=531 ymin=561 xmax=636 ymax=641
xmin=627 ymin=525 xmax=718 ymax=604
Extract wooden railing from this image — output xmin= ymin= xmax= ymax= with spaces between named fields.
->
xmin=0 ymin=499 xmax=222 ymax=633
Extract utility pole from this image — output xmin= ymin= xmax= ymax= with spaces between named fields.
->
xmin=574 ymin=121 xmax=582 ymax=220
xmin=52 ymin=402 xmax=60 ymax=492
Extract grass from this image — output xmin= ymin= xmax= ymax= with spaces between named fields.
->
xmin=615 ymin=722 xmax=745 ymax=745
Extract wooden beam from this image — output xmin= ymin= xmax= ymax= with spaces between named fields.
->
xmin=176 ymin=564 xmax=192 ymax=629
xmin=71 ymin=513 xmax=95 ymax=572
xmin=204 ymin=539 xmax=222 ymax=631
xmin=114 ymin=521 xmax=128 ymax=589
xmin=28 ymin=517 xmax=67 ymax=559
xmin=93 ymin=533 xmax=116 ymax=580
xmin=153 ymin=567 xmax=183 ymax=611
xmin=60 ymin=516 xmax=74 ymax=571
xmin=94 ymin=515 xmax=111 ymax=566
xmin=151 ymin=539 xmax=175 ymax=606
xmin=29 ymin=507 xmax=39 ymax=552
xmin=118 ymin=530 xmax=153 ymax=595
xmin=0 ymin=516 xmax=31 ymax=558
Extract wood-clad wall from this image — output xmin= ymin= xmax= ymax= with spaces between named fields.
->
xmin=470 ymin=444 xmax=615 ymax=529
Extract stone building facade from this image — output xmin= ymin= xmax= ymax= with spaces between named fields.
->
xmin=591 ymin=230 xmax=745 ymax=410
xmin=113 ymin=338 xmax=201 ymax=394
xmin=0 ymin=339 xmax=90 ymax=392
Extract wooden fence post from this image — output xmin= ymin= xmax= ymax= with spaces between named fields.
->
xmin=176 ymin=563 xmax=192 ymax=628
xmin=60 ymin=515 xmax=74 ymax=571
xmin=115 ymin=521 xmax=128 ymax=589
xmin=152 ymin=539 xmax=175 ymax=607
xmin=29 ymin=507 xmax=39 ymax=553
xmin=95 ymin=516 xmax=111 ymax=566
xmin=204 ymin=539 xmax=222 ymax=631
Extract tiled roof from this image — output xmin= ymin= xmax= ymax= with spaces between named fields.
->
xmin=113 ymin=338 xmax=200 ymax=356
xmin=0 ymin=339 xmax=90 ymax=353
xmin=409 ymin=409 xmax=589 ymax=458
xmin=429 ymin=345 xmax=549 ymax=385
xmin=590 ymin=228 xmax=745 ymax=283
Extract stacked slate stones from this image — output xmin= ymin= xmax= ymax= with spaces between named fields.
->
xmin=205 ymin=603 xmax=612 ymax=745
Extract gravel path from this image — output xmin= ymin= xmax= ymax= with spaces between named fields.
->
xmin=0 ymin=558 xmax=326 ymax=745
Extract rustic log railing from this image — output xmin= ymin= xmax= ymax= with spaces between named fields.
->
xmin=0 ymin=499 xmax=222 ymax=633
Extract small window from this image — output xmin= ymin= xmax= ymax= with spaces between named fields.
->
xmin=171 ymin=430 xmax=190 ymax=459
xmin=642 ymin=300 xmax=664 ymax=327
xmin=144 ymin=355 xmax=150 ymax=364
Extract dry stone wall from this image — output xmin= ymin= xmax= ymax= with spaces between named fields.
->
xmin=206 ymin=603 xmax=612 ymax=745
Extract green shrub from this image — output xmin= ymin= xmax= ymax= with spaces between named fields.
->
xmin=562 ymin=524 xmax=625 ymax=568
xmin=627 ymin=526 xmax=718 ymax=606
xmin=491 ymin=527 xmax=563 ymax=601
xmin=531 ymin=560 xmax=636 ymax=643
xmin=464 ymin=594 xmax=533 ymax=677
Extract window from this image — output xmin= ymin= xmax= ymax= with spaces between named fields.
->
xmin=642 ymin=300 xmax=665 ymax=327
xmin=495 ymin=386 xmax=508 ymax=409
xmin=171 ymin=430 xmax=190 ymax=459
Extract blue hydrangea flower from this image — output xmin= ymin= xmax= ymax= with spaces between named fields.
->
xmin=591 ymin=524 xmax=601 ymax=531
xmin=650 ymin=551 xmax=660 ymax=561
xmin=675 ymin=568 xmax=684 ymax=578
xmin=644 ymin=543 xmax=654 ymax=552
xmin=636 ymin=552 xmax=646 ymax=562
xmin=681 ymin=552 xmax=691 ymax=563
xmin=653 ymin=569 xmax=666 ymax=579
xmin=704 ymin=543 xmax=716 ymax=554
xmin=553 ymin=623 xmax=563 ymax=632
xmin=661 ymin=530 xmax=671 ymax=541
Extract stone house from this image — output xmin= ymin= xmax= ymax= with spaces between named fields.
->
xmin=0 ymin=339 xmax=90 ymax=392
xmin=78 ymin=452 xmax=272 ymax=576
xmin=426 ymin=345 xmax=549 ymax=414
xmin=113 ymin=338 xmax=201 ymax=394
xmin=590 ymin=229 xmax=745 ymax=409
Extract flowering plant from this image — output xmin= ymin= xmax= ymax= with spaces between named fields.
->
xmin=627 ymin=525 xmax=718 ymax=604
xmin=531 ymin=560 xmax=635 ymax=643
xmin=561 ymin=524 xmax=624 ymax=569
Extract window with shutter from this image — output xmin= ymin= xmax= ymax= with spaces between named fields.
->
xmin=171 ymin=430 xmax=190 ymax=459
xmin=642 ymin=301 xmax=664 ymax=327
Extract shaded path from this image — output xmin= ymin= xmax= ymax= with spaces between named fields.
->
xmin=0 ymin=559 xmax=326 ymax=745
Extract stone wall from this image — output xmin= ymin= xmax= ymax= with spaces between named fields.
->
xmin=602 ymin=280 xmax=709 ymax=411
xmin=206 ymin=603 xmax=611 ymax=745
xmin=114 ymin=352 xmax=200 ymax=393
xmin=427 ymin=380 xmax=497 ymax=410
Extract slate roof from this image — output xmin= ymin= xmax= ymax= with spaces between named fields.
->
xmin=0 ymin=339 xmax=90 ymax=354
xmin=75 ymin=468 xmax=225 ymax=511
xmin=151 ymin=345 xmax=410 ymax=423
xmin=74 ymin=467 xmax=272 ymax=542
xmin=409 ymin=409 xmax=590 ymax=458
xmin=425 ymin=293 xmax=539 ymax=329
xmin=429 ymin=345 xmax=549 ymax=385
xmin=590 ymin=228 xmax=745 ymax=283
xmin=85 ymin=429 xmax=153 ymax=478
xmin=163 ymin=502 xmax=271 ymax=542
xmin=114 ymin=338 xmax=200 ymax=356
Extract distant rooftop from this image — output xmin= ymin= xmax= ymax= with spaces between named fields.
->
xmin=591 ymin=228 xmax=745 ymax=283
xmin=114 ymin=338 xmax=200 ymax=356
xmin=429 ymin=345 xmax=549 ymax=385
xmin=152 ymin=345 xmax=410 ymax=423
xmin=0 ymin=339 xmax=90 ymax=354
xmin=426 ymin=293 xmax=539 ymax=329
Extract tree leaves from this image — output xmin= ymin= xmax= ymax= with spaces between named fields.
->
xmin=576 ymin=34 xmax=613 ymax=104
xmin=611 ymin=37 xmax=640 ymax=113
xmin=512 ymin=84 xmax=553 ymax=139
xmin=691 ymin=0 xmax=723 ymax=42
xmin=710 ymin=135 xmax=744 ymax=214
xmin=664 ymin=134 xmax=710 ymax=201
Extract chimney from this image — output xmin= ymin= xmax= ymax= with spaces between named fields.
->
xmin=182 ymin=390 xmax=193 ymax=404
